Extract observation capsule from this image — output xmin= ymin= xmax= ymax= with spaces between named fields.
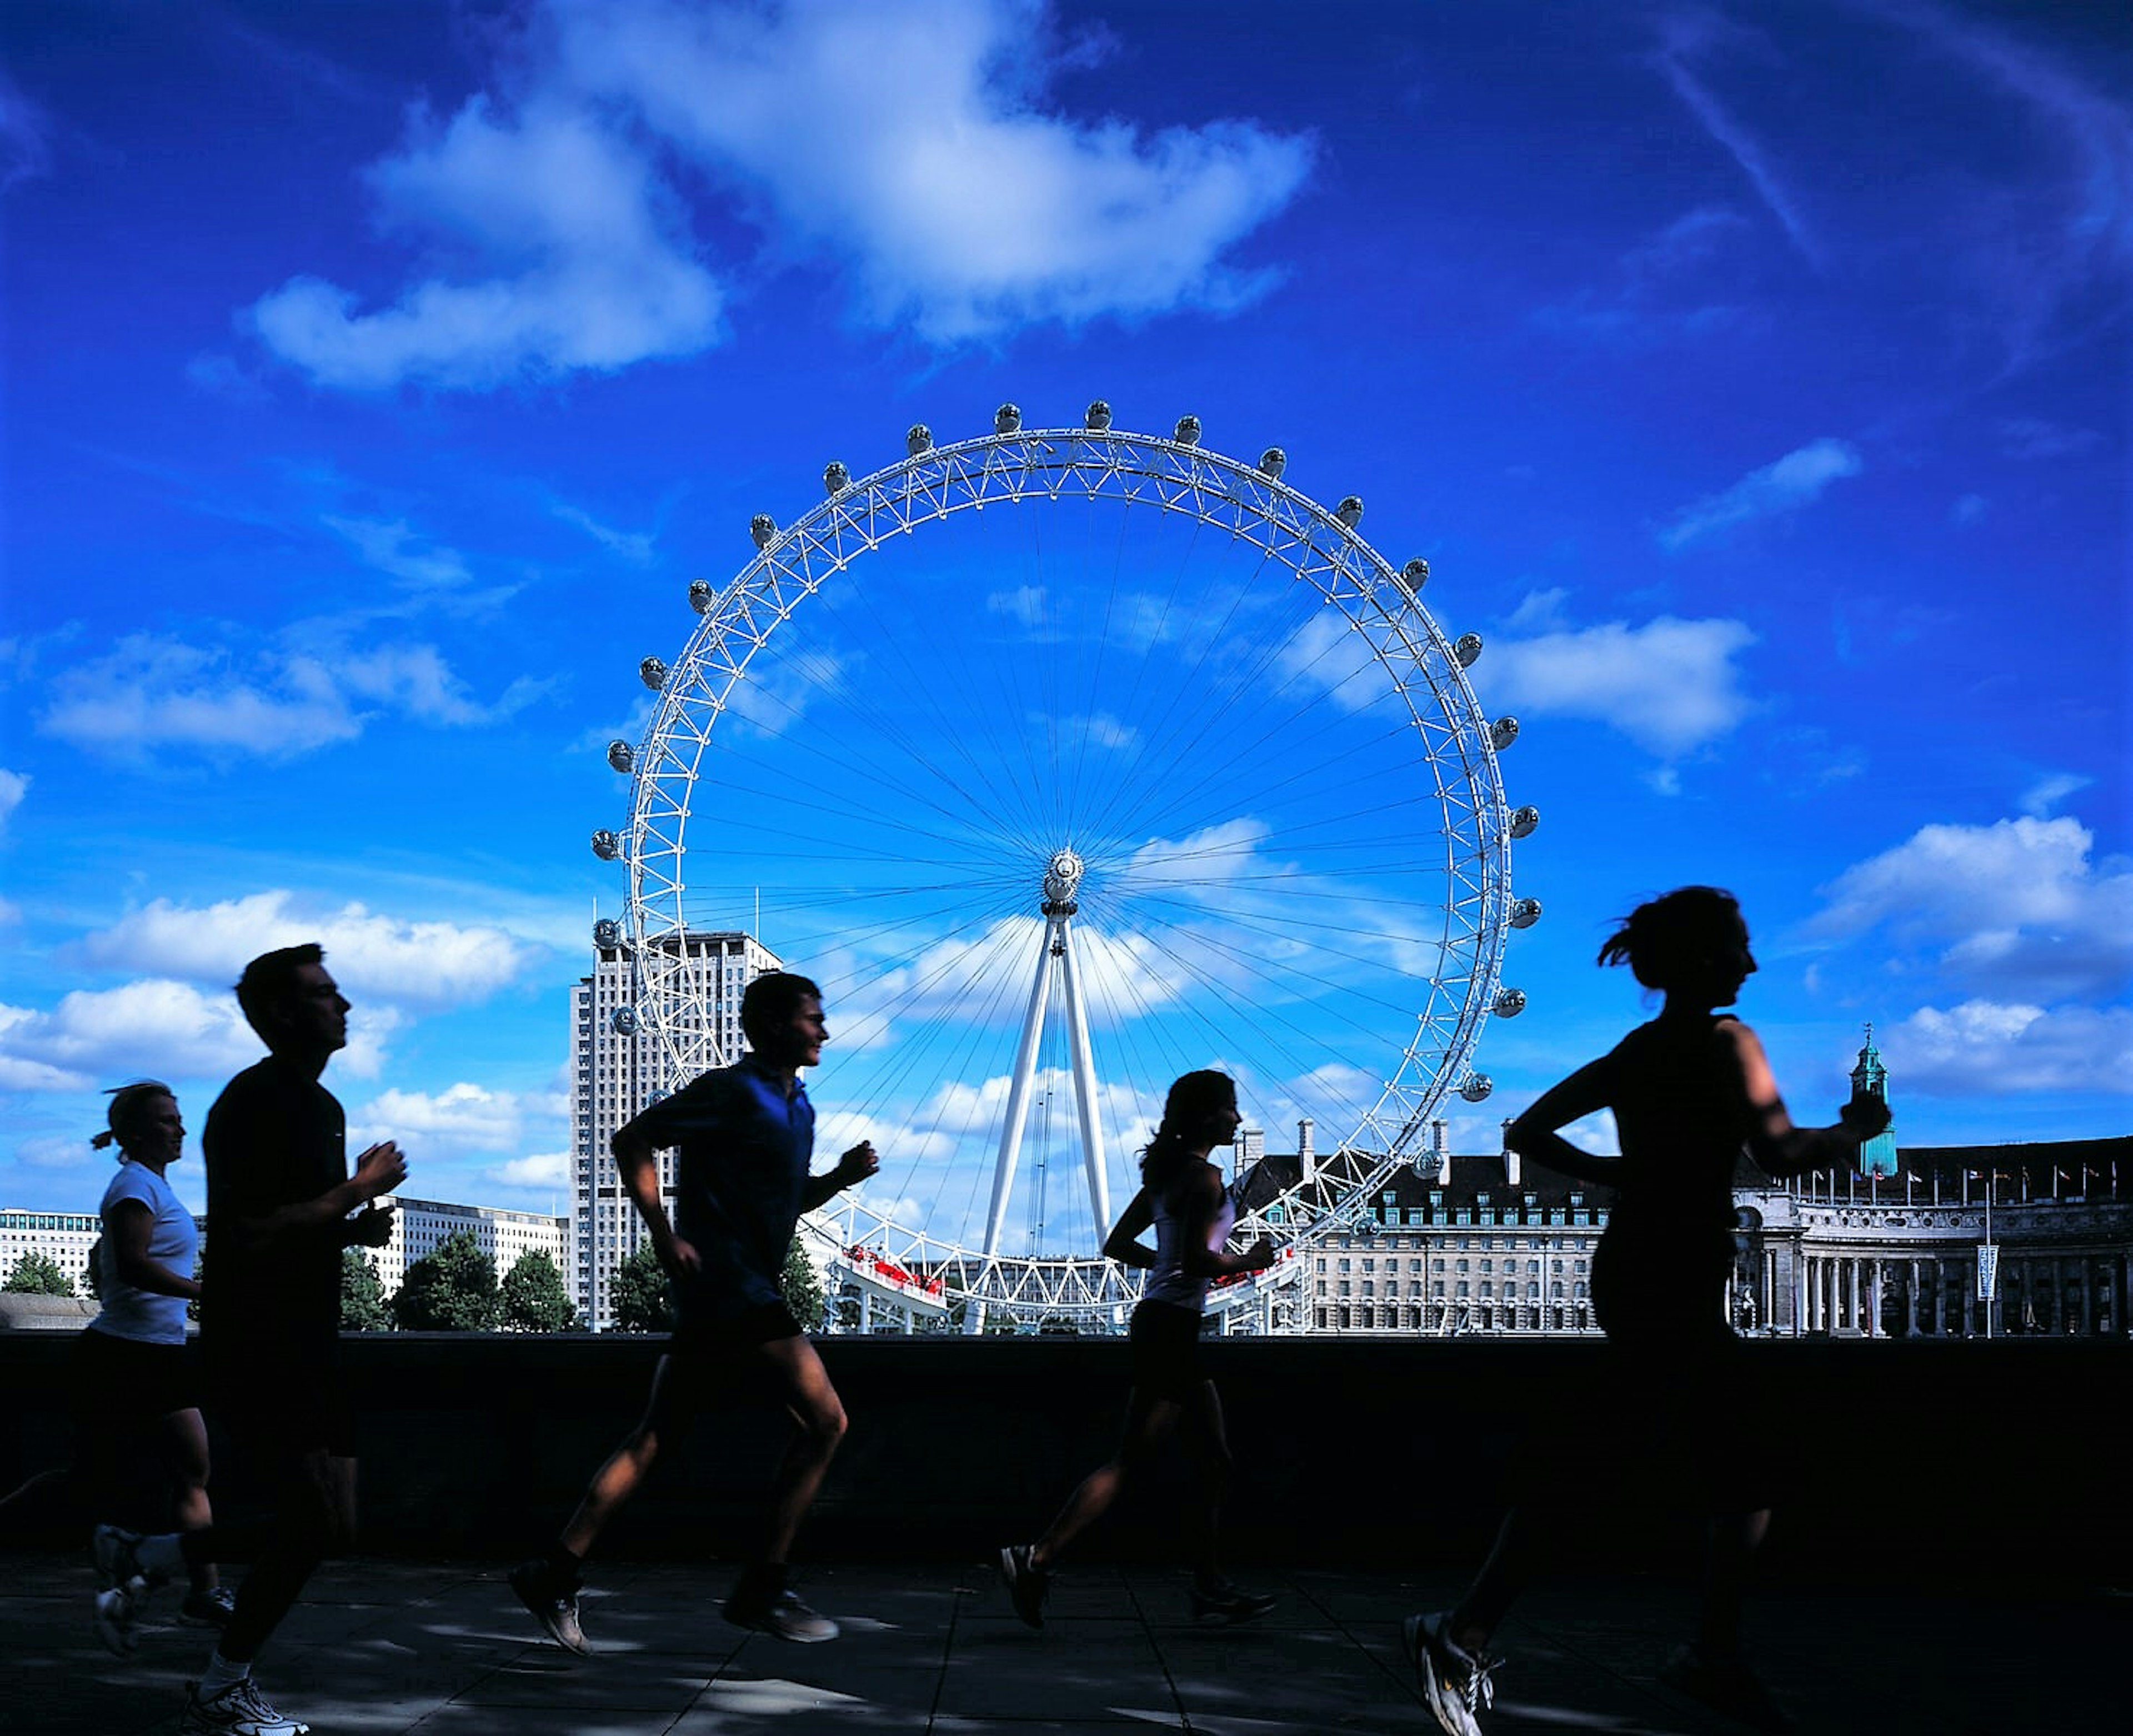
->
xmin=1493 ymin=987 xmax=1528 ymax=1017
xmin=610 ymin=1006 xmax=638 ymax=1036
xmin=605 ymin=740 xmax=634 ymax=774
xmin=688 ymin=578 xmax=715 ymax=614
xmin=750 ymin=513 xmax=777 ymax=550
xmin=1459 ymin=1073 xmax=1495 ymax=1103
xmin=639 ymin=655 xmax=668 ymax=690
xmin=1258 ymin=447 xmax=1287 ymax=479
xmin=1335 ymin=494 xmax=1364 ymax=529
xmin=590 ymin=829 xmax=621 ymax=861
xmin=995 ymin=403 xmax=1023 ymax=434
xmin=823 ymin=461 xmax=850 ymax=495
xmin=1509 ymin=896 xmax=1543 ymax=929
xmin=1489 ymin=716 xmax=1521 ymax=752
xmin=1173 ymin=414 xmax=1201 ymax=445
xmin=1084 ymin=399 xmax=1113 ymax=431
xmin=645 ymin=1088 xmax=667 ymax=1106
xmin=592 ymin=918 xmax=621 ymax=949
xmin=1401 ymin=556 xmax=1430 ymax=591
xmin=1454 ymin=633 xmax=1483 ymax=668
xmin=906 ymin=423 xmax=933 ymax=455
xmin=1509 ymin=804 xmax=1540 ymax=839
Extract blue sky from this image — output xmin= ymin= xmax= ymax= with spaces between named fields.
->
xmin=1 ymin=0 xmax=2125 ymax=1245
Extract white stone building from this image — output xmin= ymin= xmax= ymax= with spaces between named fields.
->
xmin=361 ymin=1196 xmax=569 ymax=1300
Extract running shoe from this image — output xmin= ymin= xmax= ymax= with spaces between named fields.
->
xmin=179 ymin=1677 xmax=312 ymax=1735
xmin=1659 ymin=1644 xmax=1795 ymax=1733
xmin=508 ymin=1559 xmax=590 ymax=1655
xmin=182 ymin=1586 xmax=238 ymax=1627
xmin=723 ymin=1584 xmax=838 ymax=1643
xmin=997 ymin=1544 xmax=1052 ymax=1630
xmin=1404 ymin=1610 xmax=1498 ymax=1736
xmin=93 ymin=1583 xmax=139 ymax=1657
xmin=1190 ymin=1579 xmax=1279 ymax=1625
xmin=92 ymin=1524 xmax=149 ymax=1592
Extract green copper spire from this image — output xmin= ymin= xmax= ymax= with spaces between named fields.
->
xmin=1851 ymin=1023 xmax=1897 ymax=1178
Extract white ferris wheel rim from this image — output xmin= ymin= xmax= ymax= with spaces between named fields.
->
xmin=609 ymin=410 xmax=1524 ymax=1323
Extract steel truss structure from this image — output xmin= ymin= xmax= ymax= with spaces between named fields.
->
xmin=603 ymin=407 xmax=1533 ymax=1329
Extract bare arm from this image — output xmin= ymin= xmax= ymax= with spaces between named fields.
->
xmin=1102 ymin=1186 xmax=1158 ymax=1268
xmin=612 ymin=1127 xmax=694 ymax=1277
xmin=1722 ymin=1021 xmax=1890 ymax=1177
xmin=104 ymin=1198 xmax=199 ymax=1301
xmin=234 ymin=1141 xmax=407 ymax=1253
xmin=802 ymin=1141 xmax=879 ymax=1211
xmin=1505 ymin=1058 xmax=1625 ymax=1186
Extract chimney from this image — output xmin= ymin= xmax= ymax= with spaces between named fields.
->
xmin=1238 ymin=1125 xmax=1264 ymax=1180
xmin=1431 ymin=1118 xmax=1451 ymax=1186
xmin=1501 ymin=1117 xmax=1519 ymax=1187
xmin=1298 ymin=1117 xmax=1315 ymax=1184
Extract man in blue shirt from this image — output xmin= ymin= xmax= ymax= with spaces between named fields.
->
xmin=512 ymin=972 xmax=878 ymax=1649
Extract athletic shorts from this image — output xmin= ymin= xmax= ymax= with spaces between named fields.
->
xmin=670 ymin=1301 xmax=803 ymax=1360
xmin=72 ymin=1327 xmax=200 ymax=1428
xmin=1128 ymin=1299 xmax=1205 ymax=1398
xmin=211 ymin=1341 xmax=358 ymax=1461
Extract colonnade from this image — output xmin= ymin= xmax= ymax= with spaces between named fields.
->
xmin=1786 ymin=1247 xmax=2127 ymax=1337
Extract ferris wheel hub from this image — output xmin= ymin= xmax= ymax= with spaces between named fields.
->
xmin=1042 ymin=848 xmax=1085 ymax=907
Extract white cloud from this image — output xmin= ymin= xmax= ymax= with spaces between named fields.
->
xmin=324 ymin=516 xmax=473 ymax=589
xmin=355 ymin=1083 xmax=525 ymax=1151
xmin=248 ymin=1 xmax=1311 ymax=388
xmin=1484 ymin=616 xmax=1758 ymax=756
xmin=77 ymin=892 xmax=534 ymax=1012
xmin=2020 ymin=771 xmax=2092 ymax=818
xmin=1882 ymin=1001 xmax=2133 ymax=1096
xmin=487 ymin=1151 xmax=572 ymax=1191
xmin=252 ymin=95 xmax=722 ymax=391
xmin=37 ymin=631 xmax=543 ymax=762
xmin=1660 ymin=438 xmax=1862 ymax=550
xmin=1813 ymin=815 xmax=2132 ymax=1001
xmin=0 ymin=981 xmax=261 ymax=1090
xmin=0 ymin=767 xmax=26 ymax=833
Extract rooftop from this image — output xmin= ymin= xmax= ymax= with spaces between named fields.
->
xmin=3 ymin=1550 xmax=2111 ymax=1736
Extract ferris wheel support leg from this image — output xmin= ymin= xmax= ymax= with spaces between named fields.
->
xmin=983 ymin=924 xmax=1058 ymax=1259
xmin=1055 ymin=918 xmax=1111 ymax=1237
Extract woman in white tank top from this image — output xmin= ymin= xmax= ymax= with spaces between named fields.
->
xmin=997 ymin=1071 xmax=1280 ymax=1628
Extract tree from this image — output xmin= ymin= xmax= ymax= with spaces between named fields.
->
xmin=389 ymin=1230 xmax=499 ymax=1331
xmin=781 ymin=1236 xmax=826 ymax=1332
xmin=609 ymin=1243 xmax=673 ymax=1332
xmin=500 ymin=1250 xmax=580 ymax=1333
xmin=341 ymin=1249 xmax=392 ymax=1332
xmin=3 ymin=1252 xmax=77 ymax=1297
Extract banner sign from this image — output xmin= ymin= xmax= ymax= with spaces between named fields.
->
xmin=1977 ymin=1243 xmax=1999 ymax=1301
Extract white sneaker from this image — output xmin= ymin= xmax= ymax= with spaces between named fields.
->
xmin=1404 ymin=1610 xmax=1499 ymax=1736
xmin=181 ymin=1677 xmax=312 ymax=1735
xmin=93 ymin=1583 xmax=139 ymax=1656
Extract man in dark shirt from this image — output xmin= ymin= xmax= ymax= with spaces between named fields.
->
xmin=94 ymin=944 xmax=405 ymax=1736
xmin=512 ymin=971 xmax=878 ymax=1650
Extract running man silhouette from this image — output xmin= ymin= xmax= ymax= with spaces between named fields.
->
xmin=998 ymin=1070 xmax=1280 ymax=1628
xmin=1405 ymin=887 xmax=1890 ymax=1736
xmin=92 ymin=945 xmax=405 ymax=1736
xmin=510 ymin=971 xmax=878 ymax=1650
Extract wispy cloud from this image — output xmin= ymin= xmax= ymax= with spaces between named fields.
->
xmin=37 ymin=630 xmax=547 ymax=762
xmin=247 ymin=0 xmax=1315 ymax=389
xmin=1659 ymin=437 xmax=1862 ymax=550
xmin=0 ymin=767 xmax=26 ymax=835
xmin=324 ymin=516 xmax=474 ymax=589
xmin=0 ymin=68 xmax=54 ymax=195
xmin=1483 ymin=609 xmax=1758 ymax=758
xmin=1653 ymin=13 xmax=1822 ymax=267
xmin=1882 ymin=1000 xmax=2132 ymax=1096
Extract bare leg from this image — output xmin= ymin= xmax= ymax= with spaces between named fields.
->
xmin=559 ymin=1354 xmax=702 ymax=1562
xmin=1450 ymin=1508 xmax=1544 ymax=1652
xmin=156 ymin=1408 xmax=219 ymax=1595
xmin=758 ymin=1336 xmax=848 ymax=1566
xmin=218 ymin=1452 xmax=355 ymax=1665
xmin=1030 ymin=1389 xmax=1180 ymax=1573
xmin=1180 ymin=1381 xmax=1234 ymax=1591
xmin=1695 ymin=1507 xmax=1770 ymax=1659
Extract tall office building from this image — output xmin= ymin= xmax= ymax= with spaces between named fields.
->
xmin=569 ymin=923 xmax=781 ymax=1329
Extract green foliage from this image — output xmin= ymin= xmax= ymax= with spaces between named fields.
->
xmin=609 ymin=1242 xmax=673 ymax=1332
xmin=780 ymin=1237 xmax=826 ymax=1332
xmin=389 ymin=1229 xmax=499 ymax=1331
xmin=340 ymin=1249 xmax=392 ymax=1332
xmin=186 ymin=1253 xmax=204 ymax=1323
xmin=500 ymin=1250 xmax=580 ymax=1333
xmin=3 ymin=1251 xmax=78 ymax=1297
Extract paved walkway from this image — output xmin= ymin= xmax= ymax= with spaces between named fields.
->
xmin=0 ymin=1551 xmax=2108 ymax=1735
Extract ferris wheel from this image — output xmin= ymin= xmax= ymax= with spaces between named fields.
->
xmin=591 ymin=403 xmax=1541 ymax=1329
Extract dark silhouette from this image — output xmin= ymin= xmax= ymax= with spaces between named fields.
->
xmin=1406 ymin=887 xmax=1890 ymax=1736
xmin=509 ymin=972 xmax=879 ymax=1652
xmin=2 ymin=1083 xmax=229 ymax=1627
xmin=93 ymin=945 xmax=406 ymax=1736
xmin=997 ymin=1070 xmax=1280 ymax=1628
